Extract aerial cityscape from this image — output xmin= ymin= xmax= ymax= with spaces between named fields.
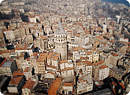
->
xmin=0 ymin=0 xmax=130 ymax=95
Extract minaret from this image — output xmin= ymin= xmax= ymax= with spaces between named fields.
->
xmin=54 ymin=21 xmax=67 ymax=60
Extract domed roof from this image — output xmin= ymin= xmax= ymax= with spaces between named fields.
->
xmin=55 ymin=21 xmax=66 ymax=35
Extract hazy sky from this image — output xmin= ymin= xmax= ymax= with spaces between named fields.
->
xmin=0 ymin=0 xmax=130 ymax=3
xmin=0 ymin=0 xmax=130 ymax=4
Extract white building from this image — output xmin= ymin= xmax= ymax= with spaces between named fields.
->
xmin=59 ymin=60 xmax=74 ymax=78
xmin=76 ymin=60 xmax=93 ymax=94
xmin=61 ymin=82 xmax=74 ymax=95
xmin=24 ymin=67 xmax=32 ymax=80
xmin=77 ymin=75 xmax=93 ymax=94
xmin=86 ymin=51 xmax=99 ymax=63
xmin=99 ymin=65 xmax=109 ymax=80
xmin=72 ymin=47 xmax=86 ymax=62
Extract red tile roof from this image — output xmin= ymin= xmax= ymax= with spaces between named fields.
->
xmin=63 ymin=82 xmax=73 ymax=86
xmin=48 ymin=78 xmax=61 ymax=95
xmin=10 ymin=76 xmax=23 ymax=85
xmin=99 ymin=65 xmax=108 ymax=69
xmin=94 ymin=60 xmax=104 ymax=66
xmin=37 ymin=53 xmax=47 ymax=62
xmin=13 ymin=70 xmax=24 ymax=76
xmin=23 ymin=80 xmax=35 ymax=89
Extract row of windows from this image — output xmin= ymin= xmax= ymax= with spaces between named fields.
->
xmin=55 ymin=39 xmax=66 ymax=42
xmin=55 ymin=35 xmax=66 ymax=38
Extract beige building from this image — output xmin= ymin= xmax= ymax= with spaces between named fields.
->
xmin=0 ymin=31 xmax=5 ymax=47
xmin=93 ymin=60 xmax=109 ymax=81
xmin=44 ymin=71 xmax=56 ymax=79
xmin=25 ymin=34 xmax=33 ymax=44
xmin=61 ymin=82 xmax=74 ymax=95
xmin=73 ymin=47 xmax=86 ymax=62
xmin=35 ymin=53 xmax=47 ymax=75
xmin=104 ymin=53 xmax=119 ymax=67
xmin=86 ymin=50 xmax=99 ymax=63
xmin=34 ymin=35 xmax=48 ymax=51
xmin=48 ymin=35 xmax=55 ymax=50
xmin=76 ymin=60 xmax=93 ymax=94
xmin=77 ymin=78 xmax=93 ymax=94
xmin=3 ymin=29 xmax=15 ymax=42
xmin=46 ymin=52 xmax=60 ymax=75
xmin=99 ymin=65 xmax=109 ymax=80
xmin=109 ymin=67 xmax=127 ymax=80
xmin=13 ymin=27 xmax=26 ymax=40
xmin=23 ymin=67 xmax=32 ymax=80
xmin=59 ymin=60 xmax=74 ymax=78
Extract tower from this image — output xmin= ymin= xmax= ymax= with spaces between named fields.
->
xmin=54 ymin=22 xmax=67 ymax=60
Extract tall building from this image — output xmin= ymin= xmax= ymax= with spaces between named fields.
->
xmin=54 ymin=22 xmax=67 ymax=60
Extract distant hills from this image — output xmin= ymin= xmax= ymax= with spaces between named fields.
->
xmin=0 ymin=0 xmax=129 ymax=18
xmin=102 ymin=0 xmax=130 ymax=6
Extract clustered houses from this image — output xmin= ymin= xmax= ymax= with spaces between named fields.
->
xmin=46 ymin=52 xmax=60 ymax=77
xmin=59 ymin=60 xmax=74 ymax=78
xmin=93 ymin=60 xmax=109 ymax=81
xmin=76 ymin=60 xmax=93 ymax=94
xmin=0 ymin=5 xmax=129 ymax=95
